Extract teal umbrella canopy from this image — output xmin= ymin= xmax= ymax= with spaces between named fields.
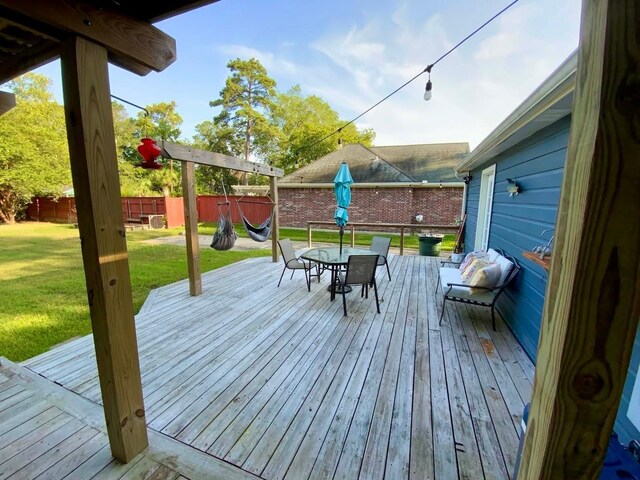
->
xmin=334 ymin=162 xmax=353 ymax=227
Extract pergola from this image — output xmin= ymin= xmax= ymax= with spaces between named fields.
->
xmin=0 ymin=1 xmax=638 ymax=478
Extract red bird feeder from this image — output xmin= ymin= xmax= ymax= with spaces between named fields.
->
xmin=137 ymin=137 xmax=163 ymax=169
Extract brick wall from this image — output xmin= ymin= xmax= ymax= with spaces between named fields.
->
xmin=278 ymin=186 xmax=463 ymax=228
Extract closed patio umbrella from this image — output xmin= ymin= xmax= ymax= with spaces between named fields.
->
xmin=334 ymin=162 xmax=353 ymax=255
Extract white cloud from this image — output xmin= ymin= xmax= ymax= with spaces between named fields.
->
xmin=213 ymin=0 xmax=581 ymax=150
xmin=217 ymin=44 xmax=299 ymax=76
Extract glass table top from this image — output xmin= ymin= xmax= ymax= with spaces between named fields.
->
xmin=300 ymin=247 xmax=376 ymax=265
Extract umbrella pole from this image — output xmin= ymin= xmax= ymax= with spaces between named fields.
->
xmin=339 ymin=225 xmax=344 ymax=255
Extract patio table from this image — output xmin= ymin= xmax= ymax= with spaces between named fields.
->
xmin=301 ymin=247 xmax=377 ymax=300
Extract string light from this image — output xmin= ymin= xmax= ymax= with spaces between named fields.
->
xmin=424 ymin=66 xmax=433 ymax=102
xmin=297 ymin=0 xmax=519 ymax=154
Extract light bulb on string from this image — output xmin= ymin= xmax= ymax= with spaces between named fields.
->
xmin=423 ymin=80 xmax=433 ymax=101
xmin=423 ymin=64 xmax=433 ymax=102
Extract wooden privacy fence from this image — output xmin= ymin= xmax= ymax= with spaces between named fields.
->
xmin=196 ymin=195 xmax=272 ymax=224
xmin=26 ymin=197 xmax=77 ymax=223
xmin=27 ymin=195 xmax=272 ymax=228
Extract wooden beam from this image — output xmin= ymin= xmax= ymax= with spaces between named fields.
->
xmin=162 ymin=141 xmax=284 ymax=178
xmin=181 ymin=161 xmax=202 ymax=296
xmin=0 ymin=40 xmax=60 ymax=85
xmin=519 ymin=1 xmax=640 ymax=478
xmin=0 ymin=90 xmax=16 ymax=115
xmin=270 ymin=176 xmax=280 ymax=262
xmin=0 ymin=0 xmax=176 ymax=73
xmin=60 ymin=35 xmax=147 ymax=463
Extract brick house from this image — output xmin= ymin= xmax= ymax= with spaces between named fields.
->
xmin=278 ymin=143 xmax=468 ymax=228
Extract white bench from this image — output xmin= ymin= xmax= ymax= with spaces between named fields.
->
xmin=437 ymin=248 xmax=521 ymax=330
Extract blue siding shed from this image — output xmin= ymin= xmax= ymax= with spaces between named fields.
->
xmin=462 ymin=113 xmax=640 ymax=446
xmin=463 ymin=116 xmax=570 ymax=361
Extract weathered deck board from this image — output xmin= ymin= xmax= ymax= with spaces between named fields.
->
xmin=12 ymin=254 xmax=533 ymax=479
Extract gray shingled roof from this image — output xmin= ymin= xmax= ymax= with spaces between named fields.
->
xmin=370 ymin=143 xmax=469 ymax=182
xmin=280 ymin=142 xmax=469 ymax=184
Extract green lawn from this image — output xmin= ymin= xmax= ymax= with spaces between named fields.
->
xmin=283 ymin=227 xmax=456 ymax=251
xmin=201 ymin=223 xmax=456 ymax=251
xmin=0 ymin=222 xmax=270 ymax=362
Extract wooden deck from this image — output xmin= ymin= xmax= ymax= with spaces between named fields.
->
xmin=5 ymin=254 xmax=534 ymax=479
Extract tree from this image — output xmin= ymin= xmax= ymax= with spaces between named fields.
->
xmin=134 ymin=101 xmax=183 ymax=196
xmin=210 ymin=58 xmax=278 ymax=184
xmin=0 ymin=74 xmax=70 ymax=223
xmin=268 ymin=86 xmax=376 ymax=174
xmin=191 ymin=120 xmax=242 ymax=194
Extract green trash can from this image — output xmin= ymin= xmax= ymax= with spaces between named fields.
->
xmin=418 ymin=234 xmax=444 ymax=256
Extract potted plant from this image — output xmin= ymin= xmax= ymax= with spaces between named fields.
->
xmin=451 ymin=243 xmax=465 ymax=263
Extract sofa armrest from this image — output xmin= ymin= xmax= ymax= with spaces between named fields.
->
xmin=440 ymin=259 xmax=462 ymax=267
xmin=444 ymin=282 xmax=496 ymax=292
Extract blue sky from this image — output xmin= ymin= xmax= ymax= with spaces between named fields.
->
xmin=29 ymin=0 xmax=581 ymax=149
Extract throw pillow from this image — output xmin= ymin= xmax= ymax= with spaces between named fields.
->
xmin=461 ymin=259 xmax=492 ymax=283
xmin=459 ymin=251 xmax=490 ymax=271
xmin=469 ymin=263 xmax=502 ymax=294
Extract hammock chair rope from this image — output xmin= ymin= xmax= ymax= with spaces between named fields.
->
xmin=210 ymin=182 xmax=237 ymax=251
xmin=236 ymin=195 xmax=275 ymax=243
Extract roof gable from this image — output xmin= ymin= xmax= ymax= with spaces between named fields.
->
xmin=371 ymin=143 xmax=469 ymax=182
xmin=281 ymin=142 xmax=469 ymax=184
xmin=281 ymin=144 xmax=414 ymax=183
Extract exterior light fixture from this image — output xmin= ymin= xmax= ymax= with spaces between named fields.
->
xmin=507 ymin=178 xmax=520 ymax=196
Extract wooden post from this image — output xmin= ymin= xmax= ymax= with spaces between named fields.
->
xmin=519 ymin=1 xmax=640 ymax=478
xmin=400 ymin=227 xmax=404 ymax=256
xmin=307 ymin=223 xmax=312 ymax=248
xmin=270 ymin=176 xmax=279 ymax=262
xmin=350 ymin=225 xmax=355 ymax=247
xmin=181 ymin=161 xmax=202 ymax=296
xmin=60 ymin=36 xmax=147 ymax=462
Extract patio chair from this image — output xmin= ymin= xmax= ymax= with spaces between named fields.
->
xmin=370 ymin=236 xmax=391 ymax=280
xmin=438 ymin=249 xmax=521 ymax=330
xmin=337 ymin=255 xmax=380 ymax=316
xmin=277 ymin=239 xmax=312 ymax=291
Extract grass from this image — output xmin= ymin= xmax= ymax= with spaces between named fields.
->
xmin=281 ymin=226 xmax=456 ymax=251
xmin=0 ymin=222 xmax=270 ymax=362
xmin=200 ymin=223 xmax=456 ymax=251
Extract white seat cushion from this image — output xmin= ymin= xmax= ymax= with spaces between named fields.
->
xmin=440 ymin=267 xmax=495 ymax=304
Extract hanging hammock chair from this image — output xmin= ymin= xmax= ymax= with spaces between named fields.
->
xmin=211 ymin=182 xmax=237 ymax=251
xmin=236 ymin=196 xmax=275 ymax=243
xmin=211 ymin=200 xmax=237 ymax=250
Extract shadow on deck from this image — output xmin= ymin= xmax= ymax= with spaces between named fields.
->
xmin=3 ymin=254 xmax=534 ymax=479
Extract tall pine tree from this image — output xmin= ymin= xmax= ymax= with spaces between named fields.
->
xmin=210 ymin=58 xmax=277 ymax=184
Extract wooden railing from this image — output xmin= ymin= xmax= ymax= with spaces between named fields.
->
xmin=306 ymin=221 xmax=458 ymax=256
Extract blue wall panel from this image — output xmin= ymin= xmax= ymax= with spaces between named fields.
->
xmin=463 ymin=116 xmax=571 ymax=361
xmin=618 ymin=328 xmax=640 ymax=445
xmin=462 ymin=113 xmax=640 ymax=444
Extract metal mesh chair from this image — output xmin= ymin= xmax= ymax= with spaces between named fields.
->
xmin=337 ymin=254 xmax=380 ymax=316
xmin=277 ymin=239 xmax=311 ymax=291
xmin=370 ymin=236 xmax=391 ymax=280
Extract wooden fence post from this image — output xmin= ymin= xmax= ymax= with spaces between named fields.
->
xmin=270 ymin=176 xmax=279 ymax=262
xmin=181 ymin=161 xmax=202 ymax=296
